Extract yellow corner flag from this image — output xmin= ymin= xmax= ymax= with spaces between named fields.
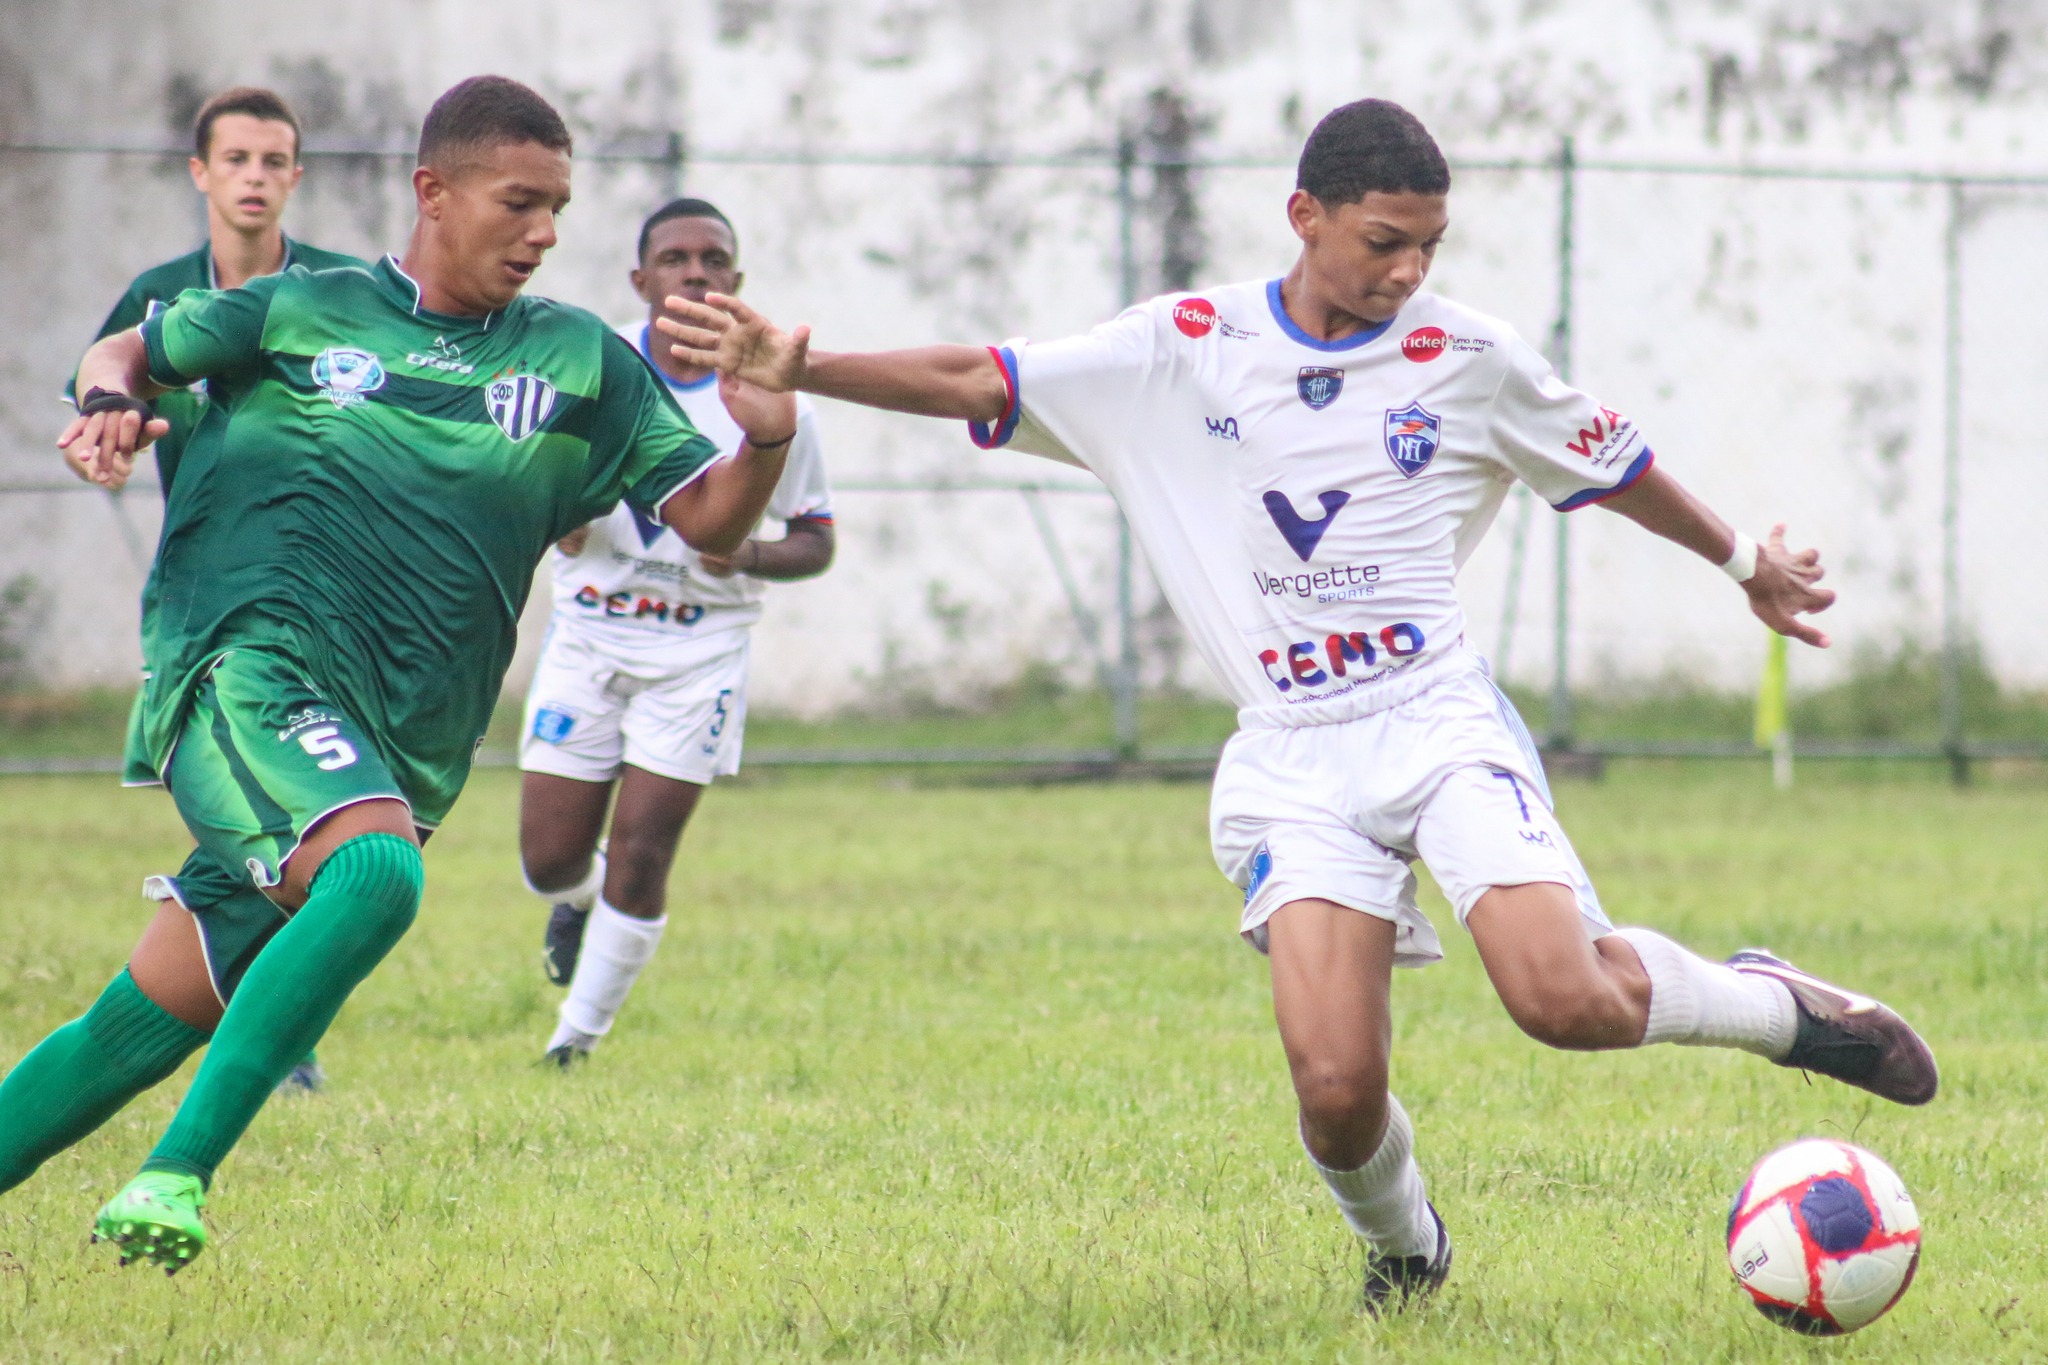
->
xmin=1755 ymin=631 xmax=1791 ymax=787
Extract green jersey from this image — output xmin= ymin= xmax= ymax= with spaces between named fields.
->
xmin=75 ymin=237 xmax=365 ymax=496
xmin=137 ymin=255 xmax=721 ymax=824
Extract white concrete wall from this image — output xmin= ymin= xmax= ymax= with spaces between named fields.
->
xmin=3 ymin=0 xmax=2045 ymax=710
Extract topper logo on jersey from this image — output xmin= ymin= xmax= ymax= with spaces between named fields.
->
xmin=406 ymin=335 xmax=475 ymax=375
xmin=1297 ymin=366 xmax=1344 ymax=410
xmin=1263 ymin=489 xmax=1350 ymax=562
xmin=310 ymin=347 xmax=386 ymax=409
xmin=1383 ymin=402 xmax=1441 ymax=477
xmin=485 ymin=372 xmax=557 ymax=441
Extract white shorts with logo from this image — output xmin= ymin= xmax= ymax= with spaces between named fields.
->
xmin=518 ymin=623 xmax=750 ymax=787
xmin=1211 ymin=666 xmax=1611 ymax=968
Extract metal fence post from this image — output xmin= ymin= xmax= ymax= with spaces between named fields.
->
xmin=1940 ymin=179 xmax=1969 ymax=785
xmin=1110 ymin=136 xmax=1142 ymax=759
xmin=664 ymin=129 xmax=687 ymax=198
xmin=1547 ymin=136 xmax=1577 ymax=749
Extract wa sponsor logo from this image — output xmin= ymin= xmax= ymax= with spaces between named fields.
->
xmin=485 ymin=371 xmax=558 ymax=441
xmin=310 ymin=347 xmax=386 ymax=409
xmin=407 ymin=335 xmax=475 ymax=375
xmin=1205 ymin=416 xmax=1241 ymax=441
xmin=1262 ymin=488 xmax=1350 ymax=562
xmin=1564 ymin=406 xmax=1633 ymax=468
xmin=1400 ymin=326 xmax=1496 ymax=362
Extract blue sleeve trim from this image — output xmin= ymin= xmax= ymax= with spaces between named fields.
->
xmin=967 ymin=346 xmax=1022 ymax=449
xmin=1264 ymin=278 xmax=1394 ymax=352
xmin=1554 ymin=445 xmax=1655 ymax=512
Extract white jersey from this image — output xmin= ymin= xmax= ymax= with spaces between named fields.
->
xmin=546 ymin=323 xmax=833 ymax=649
xmin=973 ymin=279 xmax=1651 ymax=728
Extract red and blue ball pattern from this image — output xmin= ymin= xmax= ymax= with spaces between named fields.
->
xmin=1726 ymin=1138 xmax=1921 ymax=1336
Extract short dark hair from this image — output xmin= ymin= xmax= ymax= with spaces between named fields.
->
xmin=1296 ymin=100 xmax=1450 ymax=205
xmin=417 ymin=76 xmax=572 ymax=170
xmin=194 ymin=86 xmax=301 ymax=162
xmin=637 ymin=198 xmax=738 ymax=262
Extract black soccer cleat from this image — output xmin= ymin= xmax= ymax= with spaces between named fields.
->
xmin=543 ymin=1043 xmax=590 ymax=1070
xmin=543 ymin=903 xmax=591 ymax=986
xmin=1727 ymin=949 xmax=1938 ymax=1106
xmin=1363 ymin=1201 xmax=1452 ymax=1316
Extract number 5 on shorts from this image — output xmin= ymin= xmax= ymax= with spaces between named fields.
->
xmin=297 ymin=724 xmax=358 ymax=771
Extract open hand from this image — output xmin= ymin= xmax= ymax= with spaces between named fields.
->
xmin=57 ymin=407 xmax=168 ymax=492
xmin=1744 ymin=523 xmax=1835 ymax=648
xmin=656 ymin=293 xmax=810 ymax=394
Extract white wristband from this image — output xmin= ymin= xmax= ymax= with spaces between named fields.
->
xmin=1719 ymin=531 xmax=1759 ymax=584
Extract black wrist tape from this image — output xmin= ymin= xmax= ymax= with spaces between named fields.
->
xmin=80 ymin=387 xmax=156 ymax=420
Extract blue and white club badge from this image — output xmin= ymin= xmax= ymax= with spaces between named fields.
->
xmin=485 ymin=373 xmax=558 ymax=441
xmin=1382 ymin=402 xmax=1441 ymax=478
xmin=1297 ymin=365 xmax=1344 ymax=411
xmin=310 ymin=347 xmax=386 ymax=409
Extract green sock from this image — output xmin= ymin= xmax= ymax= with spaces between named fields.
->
xmin=0 ymin=969 xmax=206 ymax=1194
xmin=143 ymin=833 xmax=423 ymax=1186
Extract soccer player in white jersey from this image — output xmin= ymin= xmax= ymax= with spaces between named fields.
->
xmin=518 ymin=199 xmax=835 ymax=1066
xmin=660 ymin=100 xmax=1937 ymax=1310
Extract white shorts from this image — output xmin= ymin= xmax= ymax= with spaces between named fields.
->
xmin=518 ymin=625 xmax=750 ymax=786
xmin=1210 ymin=667 xmax=1610 ymax=968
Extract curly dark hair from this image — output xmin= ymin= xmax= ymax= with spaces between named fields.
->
xmin=1295 ymin=99 xmax=1449 ymax=205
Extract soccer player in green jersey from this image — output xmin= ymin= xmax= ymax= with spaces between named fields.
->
xmin=72 ymin=85 xmax=363 ymax=500
xmin=3 ymin=75 xmax=795 ymax=1274
xmin=78 ymin=86 xmax=364 ymax=1092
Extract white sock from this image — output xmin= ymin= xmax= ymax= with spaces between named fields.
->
xmin=558 ymin=897 xmax=666 ymax=1041
xmin=1304 ymin=1094 xmax=1437 ymax=1258
xmin=1615 ymin=927 xmax=1797 ymax=1059
xmin=524 ymin=848 xmax=606 ymax=911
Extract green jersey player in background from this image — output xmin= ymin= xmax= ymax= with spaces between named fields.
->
xmin=77 ymin=85 xmax=363 ymax=1094
xmin=0 ymin=76 xmax=797 ymax=1275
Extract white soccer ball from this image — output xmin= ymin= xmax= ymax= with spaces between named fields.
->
xmin=1726 ymin=1138 xmax=1921 ymax=1335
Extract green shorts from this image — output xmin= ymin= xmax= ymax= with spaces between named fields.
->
xmin=154 ymin=648 xmax=411 ymax=1002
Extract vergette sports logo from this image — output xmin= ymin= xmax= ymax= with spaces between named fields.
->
xmin=485 ymin=372 xmax=558 ymax=441
xmin=310 ymin=347 xmax=387 ymax=409
xmin=1172 ymin=298 xmax=1218 ymax=338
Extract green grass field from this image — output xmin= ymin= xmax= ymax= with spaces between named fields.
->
xmin=0 ymin=762 xmax=2042 ymax=1361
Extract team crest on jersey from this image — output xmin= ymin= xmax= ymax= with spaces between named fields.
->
xmin=485 ymin=373 xmax=558 ymax=441
xmin=310 ymin=347 xmax=386 ymax=409
xmin=1383 ymin=402 xmax=1441 ymax=478
xmin=1297 ymin=366 xmax=1344 ymax=411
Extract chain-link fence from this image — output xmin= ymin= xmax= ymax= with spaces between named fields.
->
xmin=4 ymin=134 xmax=2044 ymax=777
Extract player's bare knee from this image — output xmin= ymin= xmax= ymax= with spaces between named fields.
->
xmin=521 ymin=849 xmax=592 ymax=896
xmin=1290 ymin=1057 xmax=1388 ymax=1136
xmin=1498 ymin=977 xmax=1635 ymax=1051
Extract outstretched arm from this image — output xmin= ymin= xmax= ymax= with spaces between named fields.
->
xmin=1601 ymin=464 xmax=1835 ymax=647
xmin=656 ymin=294 xmax=1009 ymax=423
xmin=58 ymin=330 xmax=170 ymax=491
xmin=699 ymin=516 xmax=836 ymax=581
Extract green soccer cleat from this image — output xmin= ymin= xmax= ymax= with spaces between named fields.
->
xmin=93 ymin=1172 xmax=208 ymax=1275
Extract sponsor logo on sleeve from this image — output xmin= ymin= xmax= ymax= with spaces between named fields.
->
xmin=1172 ymin=297 xmax=1218 ymax=337
xmin=1400 ymin=326 xmax=1496 ymax=362
xmin=310 ymin=347 xmax=386 ymax=408
xmin=1297 ymin=366 xmax=1344 ymax=410
xmin=485 ymin=371 xmax=558 ymax=441
xmin=1262 ymin=488 xmax=1350 ymax=561
xmin=1564 ymin=406 xmax=1635 ymax=468
xmin=1383 ymin=402 xmax=1441 ymax=477
xmin=1170 ymin=297 xmax=1258 ymax=340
